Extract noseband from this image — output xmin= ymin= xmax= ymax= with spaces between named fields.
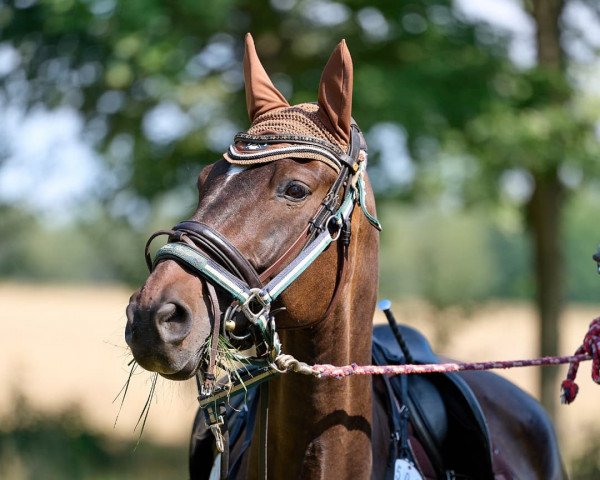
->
xmin=144 ymin=124 xmax=381 ymax=472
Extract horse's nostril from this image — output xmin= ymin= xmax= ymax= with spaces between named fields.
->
xmin=156 ymin=303 xmax=177 ymax=323
xmin=154 ymin=301 xmax=193 ymax=344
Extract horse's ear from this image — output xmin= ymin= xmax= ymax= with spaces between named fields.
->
xmin=317 ymin=39 xmax=353 ymax=146
xmin=243 ymin=33 xmax=289 ymax=122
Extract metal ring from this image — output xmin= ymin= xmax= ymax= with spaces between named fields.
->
xmin=223 ymin=303 xmax=252 ymax=341
xmin=326 ymin=215 xmax=342 ymax=242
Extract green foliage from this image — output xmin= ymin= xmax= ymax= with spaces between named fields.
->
xmin=0 ymin=393 xmax=187 ymax=480
xmin=0 ymin=200 xmax=181 ymax=286
xmin=565 ymin=188 xmax=600 ymax=302
xmin=379 ymin=201 xmax=496 ymax=308
xmin=464 ymin=97 xmax=600 ymax=184
xmin=2 ymin=0 xmax=511 ymax=202
xmin=0 ymin=204 xmax=37 ymax=277
xmin=570 ymin=431 xmax=600 ymax=479
xmin=378 ymin=186 xmax=600 ymax=305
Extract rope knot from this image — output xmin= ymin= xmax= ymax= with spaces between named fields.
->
xmin=561 ymin=317 xmax=600 ymax=404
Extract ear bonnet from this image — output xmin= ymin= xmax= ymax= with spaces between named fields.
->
xmin=224 ymin=34 xmax=366 ymax=174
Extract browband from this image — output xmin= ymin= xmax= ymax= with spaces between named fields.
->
xmin=223 ymin=124 xmax=367 ymax=173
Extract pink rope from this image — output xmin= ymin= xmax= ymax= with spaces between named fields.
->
xmin=312 ymin=353 xmax=591 ymax=379
xmin=560 ymin=317 xmax=600 ymax=404
xmin=292 ymin=317 xmax=600 ymax=404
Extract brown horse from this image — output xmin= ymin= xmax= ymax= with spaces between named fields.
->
xmin=125 ymin=34 xmax=565 ymax=479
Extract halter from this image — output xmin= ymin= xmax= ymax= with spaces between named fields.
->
xmin=144 ymin=124 xmax=381 ymax=478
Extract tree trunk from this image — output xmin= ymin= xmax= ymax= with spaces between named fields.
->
xmin=528 ymin=0 xmax=565 ymax=419
xmin=526 ymin=172 xmax=564 ymax=419
xmin=531 ymin=0 xmax=564 ymax=69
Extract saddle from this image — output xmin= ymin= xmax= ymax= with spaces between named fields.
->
xmin=373 ymin=324 xmax=494 ymax=479
xmin=190 ymin=324 xmax=495 ymax=479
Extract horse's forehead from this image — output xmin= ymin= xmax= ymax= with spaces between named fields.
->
xmin=217 ymin=159 xmax=326 ymax=183
xmin=225 ymin=164 xmax=247 ymax=177
xmin=203 ymin=161 xmax=274 ymax=197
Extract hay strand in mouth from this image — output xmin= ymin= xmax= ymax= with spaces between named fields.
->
xmin=199 ymin=335 xmax=251 ymax=403
xmin=113 ymin=360 xmax=138 ymax=428
xmin=134 ymin=372 xmax=158 ymax=446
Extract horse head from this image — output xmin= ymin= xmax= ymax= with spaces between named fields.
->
xmin=125 ymin=34 xmax=379 ymax=383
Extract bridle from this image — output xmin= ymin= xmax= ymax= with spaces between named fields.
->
xmin=144 ymin=123 xmax=381 ymax=478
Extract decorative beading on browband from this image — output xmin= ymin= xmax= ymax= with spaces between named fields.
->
xmin=222 ymin=103 xmax=367 ymax=172
xmin=224 ymin=143 xmax=349 ymax=173
xmin=235 ymin=132 xmax=346 ymax=157
xmin=223 ymin=132 xmax=366 ymax=173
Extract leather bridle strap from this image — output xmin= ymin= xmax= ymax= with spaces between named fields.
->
xmin=258 ymin=224 xmax=311 ymax=283
xmin=198 ymin=281 xmax=232 ymax=480
xmin=173 ymin=221 xmax=262 ymax=289
xmin=144 ymin=222 xmax=262 ymax=290
xmin=258 ymin=382 xmax=269 ymax=480
xmin=202 ymin=281 xmax=222 ymax=395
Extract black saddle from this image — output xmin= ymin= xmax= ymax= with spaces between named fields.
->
xmin=373 ymin=324 xmax=494 ymax=479
xmin=190 ymin=324 xmax=495 ymax=479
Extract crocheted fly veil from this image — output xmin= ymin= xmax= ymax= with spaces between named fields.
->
xmin=224 ymin=34 xmax=365 ymax=173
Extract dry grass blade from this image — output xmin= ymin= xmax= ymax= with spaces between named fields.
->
xmin=112 ymin=360 xmax=138 ymax=428
xmin=134 ymin=372 xmax=158 ymax=446
xmin=199 ymin=335 xmax=251 ymax=397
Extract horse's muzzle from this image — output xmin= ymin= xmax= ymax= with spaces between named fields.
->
xmin=125 ymin=297 xmax=197 ymax=378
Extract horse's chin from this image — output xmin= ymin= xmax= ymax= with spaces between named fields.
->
xmin=133 ymin=349 xmax=201 ymax=381
xmin=159 ymin=356 xmax=200 ymax=380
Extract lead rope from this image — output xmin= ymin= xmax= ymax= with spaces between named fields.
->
xmin=275 ymin=351 xmax=594 ymax=379
xmin=560 ymin=316 xmax=600 ymax=404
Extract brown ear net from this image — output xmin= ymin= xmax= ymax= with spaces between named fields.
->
xmin=225 ymin=34 xmax=360 ymax=172
xmin=243 ymin=33 xmax=289 ymax=122
xmin=317 ymin=39 xmax=353 ymax=147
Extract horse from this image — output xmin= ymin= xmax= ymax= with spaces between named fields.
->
xmin=125 ymin=34 xmax=565 ymax=479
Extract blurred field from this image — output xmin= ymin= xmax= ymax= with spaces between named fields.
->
xmin=0 ymin=282 xmax=198 ymax=448
xmin=1 ymin=282 xmax=599 ymax=471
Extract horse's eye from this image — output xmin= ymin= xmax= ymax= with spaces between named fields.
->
xmin=283 ymin=181 xmax=310 ymax=201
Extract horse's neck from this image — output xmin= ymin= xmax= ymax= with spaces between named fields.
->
xmin=266 ymin=314 xmax=373 ymax=479
xmin=264 ymin=218 xmax=379 ymax=480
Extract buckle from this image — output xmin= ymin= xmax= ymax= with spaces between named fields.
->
xmin=241 ymin=288 xmax=271 ymax=323
xmin=204 ymin=403 xmax=226 ymax=453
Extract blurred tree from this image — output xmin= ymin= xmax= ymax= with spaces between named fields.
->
xmin=525 ymin=0 xmax=569 ymax=420
xmin=458 ymin=0 xmax=600 ymax=417
xmin=1 ymin=0 xmax=509 ymax=204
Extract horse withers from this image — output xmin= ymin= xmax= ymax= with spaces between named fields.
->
xmin=125 ymin=34 xmax=565 ymax=479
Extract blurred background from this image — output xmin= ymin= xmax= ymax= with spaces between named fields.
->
xmin=1 ymin=0 xmax=599 ymax=478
